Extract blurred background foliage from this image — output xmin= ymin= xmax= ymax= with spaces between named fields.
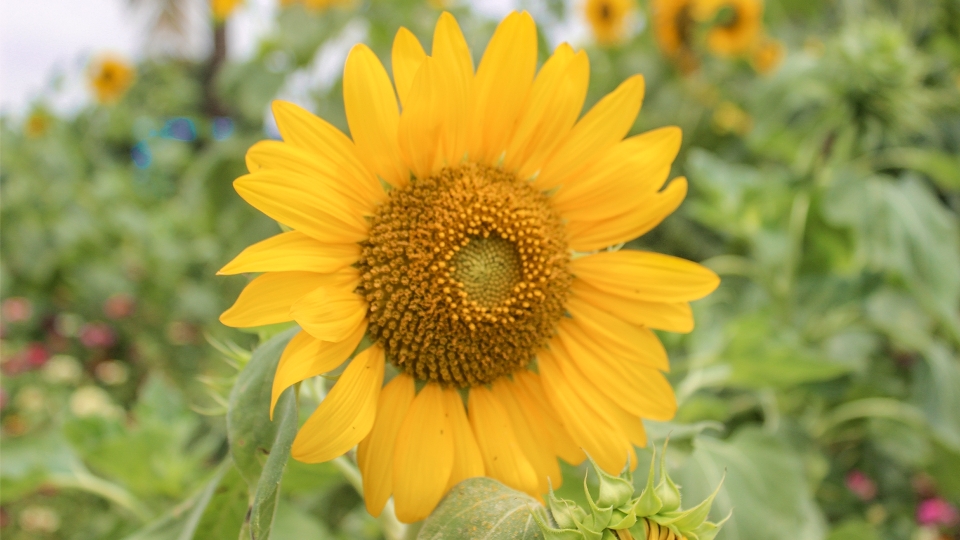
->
xmin=1 ymin=0 xmax=959 ymax=538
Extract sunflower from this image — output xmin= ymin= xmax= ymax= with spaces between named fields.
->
xmin=220 ymin=11 xmax=719 ymax=523
xmin=651 ymin=0 xmax=699 ymax=72
xmin=751 ymin=36 xmax=784 ymax=74
xmin=87 ymin=55 xmax=135 ymax=105
xmin=583 ymin=0 xmax=636 ymax=46
xmin=696 ymin=0 xmax=763 ymax=57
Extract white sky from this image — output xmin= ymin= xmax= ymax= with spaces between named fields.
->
xmin=0 ymin=0 xmax=557 ymax=116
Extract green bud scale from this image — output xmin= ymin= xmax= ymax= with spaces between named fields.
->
xmin=534 ymin=440 xmax=729 ymax=540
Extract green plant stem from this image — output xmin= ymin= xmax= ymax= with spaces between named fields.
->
xmin=813 ymin=397 xmax=927 ymax=439
xmin=49 ymin=470 xmax=153 ymax=522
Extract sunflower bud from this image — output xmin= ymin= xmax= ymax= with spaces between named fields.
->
xmin=536 ymin=441 xmax=728 ymax=540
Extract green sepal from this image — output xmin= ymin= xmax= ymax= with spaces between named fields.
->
xmin=600 ymin=530 xmax=619 ymax=540
xmin=588 ymin=453 xmax=635 ymax=508
xmin=633 ymin=444 xmax=663 ymax=517
xmin=583 ymin=475 xmax=613 ymax=530
xmin=607 ymin=508 xmax=637 ymax=530
xmin=670 ymin=472 xmax=727 ymax=531
xmin=576 ymin=521 xmax=605 ymax=540
xmin=533 ymin=508 xmax=587 ymax=540
xmin=549 ymin=487 xmax=587 ymax=530
xmin=655 ymin=437 xmax=682 ymax=512
xmin=691 ymin=511 xmax=732 ymax=540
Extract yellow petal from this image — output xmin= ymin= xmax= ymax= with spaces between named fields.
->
xmin=549 ymin=342 xmax=648 ymax=451
xmin=244 ymin=140 xmax=383 ymax=209
xmin=511 ymin=370 xmax=585 ymax=466
xmin=357 ymin=373 xmax=415 ymax=517
xmin=270 ymin=100 xmax=379 ymax=197
xmin=344 ymin=44 xmax=409 ymax=188
xmin=570 ymin=279 xmax=694 ymax=333
xmin=392 ymin=27 xmax=427 ymax=108
xmin=491 ymin=379 xmax=562 ymax=494
xmin=392 ymin=383 xmax=455 ymax=523
xmin=468 ymin=11 xmax=538 ymax=165
xmin=538 ymin=348 xmax=634 ymax=474
xmin=571 ymin=249 xmax=720 ymax=303
xmin=556 ymin=322 xmax=677 ymax=421
xmin=551 ymin=127 xmax=682 ymax=220
xmin=270 ymin=322 xmax=367 ymax=417
xmin=431 ymin=12 xmax=473 ymax=166
xmin=536 ymin=75 xmax=645 ymax=190
xmin=442 ymin=388 xmax=484 ymax=491
xmin=397 ymin=57 xmax=444 ymax=179
xmin=220 ymin=271 xmax=327 ymax=328
xmin=291 ymin=345 xmax=385 ymax=463
xmin=506 ymin=44 xmax=590 ymax=179
xmin=567 ymin=177 xmax=687 ymax=251
xmin=290 ymin=286 xmax=367 ymax=342
xmin=233 ymin=171 xmax=368 ymax=244
xmin=218 ymin=231 xmax=359 ymax=276
xmin=564 ymin=295 xmax=670 ymax=372
xmin=468 ymin=386 xmax=539 ymax=496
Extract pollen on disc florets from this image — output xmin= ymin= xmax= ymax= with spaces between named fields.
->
xmin=357 ymin=163 xmax=572 ymax=387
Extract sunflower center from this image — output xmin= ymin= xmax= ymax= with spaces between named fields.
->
xmin=450 ymin=237 xmax=521 ymax=308
xmin=357 ymin=163 xmax=572 ymax=387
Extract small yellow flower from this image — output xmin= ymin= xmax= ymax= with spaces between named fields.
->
xmin=751 ymin=36 xmax=784 ymax=74
xmin=24 ymin=110 xmax=51 ymax=138
xmin=212 ymin=0 xmax=243 ymax=20
xmin=583 ymin=0 xmax=636 ymax=46
xmin=87 ymin=55 xmax=135 ymax=105
xmin=712 ymin=100 xmax=752 ymax=135
xmin=220 ymin=10 xmax=718 ymax=523
xmin=651 ymin=0 xmax=699 ymax=72
xmin=281 ymin=0 xmax=354 ymax=9
xmin=696 ymin=0 xmax=763 ymax=57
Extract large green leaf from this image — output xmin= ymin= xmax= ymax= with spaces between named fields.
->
xmin=721 ymin=315 xmax=853 ymax=388
xmin=675 ymin=427 xmax=826 ymax=540
xmin=227 ymin=327 xmax=299 ymax=488
xmin=417 ymin=478 xmax=545 ymax=540
xmin=912 ymin=342 xmax=960 ymax=451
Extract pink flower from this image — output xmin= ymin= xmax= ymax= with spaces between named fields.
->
xmin=103 ymin=294 xmax=136 ymax=320
xmin=917 ymin=498 xmax=960 ymax=527
xmin=79 ymin=322 xmax=116 ymax=349
xmin=845 ymin=470 xmax=877 ymax=501
xmin=24 ymin=343 xmax=49 ymax=368
xmin=1 ymin=297 xmax=32 ymax=323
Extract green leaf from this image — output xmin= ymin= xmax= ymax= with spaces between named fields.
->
xmin=912 ymin=342 xmax=960 ymax=451
xmin=825 ymin=520 xmax=879 ymax=540
xmin=248 ymin=379 xmax=300 ymax=540
xmin=121 ymin=460 xmax=236 ymax=540
xmin=674 ymin=427 xmax=826 ymax=540
xmin=227 ymin=327 xmax=299 ymax=488
xmin=872 ymin=147 xmax=960 ymax=191
xmin=722 ymin=315 xmax=853 ymax=388
xmin=191 ymin=464 xmax=248 ymax=540
xmin=418 ymin=478 xmax=545 ymax=540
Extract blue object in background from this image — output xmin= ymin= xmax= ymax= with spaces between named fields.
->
xmin=212 ymin=117 xmax=234 ymax=140
xmin=160 ymin=117 xmax=197 ymax=141
xmin=131 ymin=141 xmax=152 ymax=169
